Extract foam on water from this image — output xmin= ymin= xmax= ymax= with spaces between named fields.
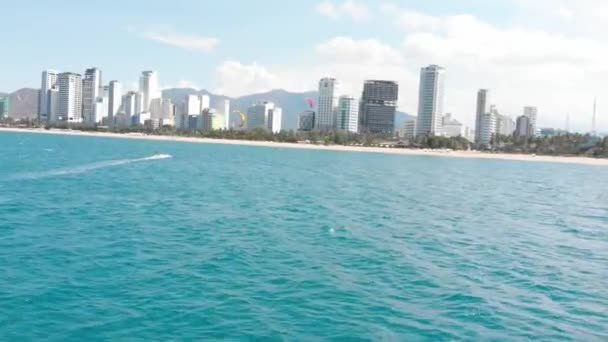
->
xmin=12 ymin=154 xmax=172 ymax=180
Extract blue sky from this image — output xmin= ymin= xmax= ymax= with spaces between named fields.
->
xmin=3 ymin=0 xmax=608 ymax=131
xmin=5 ymin=0 xmax=513 ymax=89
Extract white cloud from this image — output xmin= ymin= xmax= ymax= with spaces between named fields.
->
xmin=316 ymin=1 xmax=339 ymax=19
xmin=214 ymin=38 xmax=417 ymax=111
xmin=176 ymin=80 xmax=200 ymax=89
xmin=316 ymin=37 xmax=404 ymax=65
xmin=512 ymin=0 xmax=608 ymax=35
xmin=316 ymin=1 xmax=369 ymax=21
xmin=141 ymin=30 xmax=218 ymax=52
xmin=394 ymin=10 xmax=442 ymax=32
xmin=555 ymin=7 xmax=574 ymax=21
xmin=383 ymin=7 xmax=608 ymax=131
xmin=341 ymin=1 xmax=369 ymax=21
xmin=215 ymin=61 xmax=281 ymax=96
xmin=215 ymin=5 xmax=608 ymax=132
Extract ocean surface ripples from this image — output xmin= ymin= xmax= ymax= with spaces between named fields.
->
xmin=0 ymin=132 xmax=607 ymax=341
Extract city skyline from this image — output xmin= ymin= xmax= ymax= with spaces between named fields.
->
xmin=2 ymin=1 xmax=608 ymax=132
xmin=29 ymin=64 xmax=544 ymax=142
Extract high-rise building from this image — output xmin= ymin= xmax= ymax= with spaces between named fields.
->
xmin=316 ymin=78 xmax=339 ymax=130
xmin=82 ymin=68 xmax=102 ymax=125
xmin=94 ymin=86 xmax=109 ymax=125
xmin=56 ymin=72 xmax=82 ymax=122
xmin=0 ymin=97 xmax=9 ymax=119
xmin=175 ymin=112 xmax=189 ymax=131
xmin=150 ymin=98 xmax=163 ymax=119
xmin=201 ymin=95 xmax=210 ymax=110
xmin=475 ymin=89 xmax=490 ymax=143
xmin=108 ymin=81 xmax=122 ymax=125
xmin=359 ymin=80 xmax=399 ymax=134
xmin=268 ymin=107 xmax=282 ymax=133
xmin=416 ymin=65 xmax=446 ymax=137
xmin=94 ymin=98 xmax=107 ymax=125
xmin=298 ymin=111 xmax=315 ymax=131
xmin=223 ymin=100 xmax=230 ymax=129
xmin=336 ymin=96 xmax=359 ymax=133
xmin=515 ymin=115 xmax=533 ymax=138
xmin=161 ymin=99 xmax=174 ymax=120
xmin=523 ymin=106 xmax=538 ymax=135
xmin=400 ymin=120 xmax=416 ymax=139
xmin=495 ymin=113 xmax=515 ymax=136
xmin=201 ymin=109 xmax=226 ymax=131
xmin=185 ymin=94 xmax=201 ymax=115
xmin=38 ymin=70 xmax=58 ymax=122
xmin=122 ymin=91 xmax=138 ymax=124
xmin=247 ymin=102 xmax=281 ymax=132
xmin=48 ymin=87 xmax=59 ymax=122
xmin=139 ymin=71 xmax=161 ymax=113
xmin=478 ymin=112 xmax=497 ymax=146
xmin=134 ymin=92 xmax=144 ymax=115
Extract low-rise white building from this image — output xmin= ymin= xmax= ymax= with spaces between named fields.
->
xmin=441 ymin=113 xmax=465 ymax=137
xmin=400 ymin=120 xmax=416 ymax=139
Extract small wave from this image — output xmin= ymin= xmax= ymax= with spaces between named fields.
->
xmin=143 ymin=154 xmax=172 ymax=161
xmin=12 ymin=154 xmax=172 ymax=180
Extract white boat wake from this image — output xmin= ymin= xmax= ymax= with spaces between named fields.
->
xmin=13 ymin=154 xmax=172 ymax=180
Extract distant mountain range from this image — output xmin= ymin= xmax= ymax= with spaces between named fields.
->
xmin=1 ymin=88 xmax=39 ymax=120
xmin=1 ymin=87 xmax=414 ymax=130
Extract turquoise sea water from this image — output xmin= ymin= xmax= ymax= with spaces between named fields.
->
xmin=1 ymin=131 xmax=607 ymax=341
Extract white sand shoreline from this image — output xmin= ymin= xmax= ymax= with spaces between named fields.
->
xmin=2 ymin=126 xmax=607 ymax=167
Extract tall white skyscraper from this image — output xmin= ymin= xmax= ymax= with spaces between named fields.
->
xmin=135 ymin=92 xmax=144 ymax=115
xmin=523 ymin=106 xmax=538 ymax=135
xmin=38 ymin=70 xmax=58 ymax=122
xmin=479 ymin=112 xmax=497 ymax=146
xmin=56 ymin=72 xmax=82 ymax=122
xmin=416 ymin=65 xmax=446 ymax=137
xmin=475 ymin=89 xmax=490 ymax=143
xmin=139 ymin=71 xmax=161 ymax=113
xmin=317 ymin=78 xmax=339 ymax=130
xmin=268 ymin=107 xmax=282 ymax=133
xmin=336 ymin=96 xmax=359 ymax=133
xmin=108 ymin=81 xmax=122 ymax=125
xmin=201 ymin=95 xmax=210 ymax=110
xmin=48 ymin=87 xmax=59 ymax=123
xmin=82 ymin=68 xmax=102 ymax=125
xmin=122 ymin=91 xmax=138 ymax=124
xmin=223 ymin=100 xmax=230 ymax=129
xmin=94 ymin=86 xmax=109 ymax=124
xmin=185 ymin=95 xmax=201 ymax=115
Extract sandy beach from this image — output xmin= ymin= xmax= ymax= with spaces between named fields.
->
xmin=2 ymin=126 xmax=607 ymax=166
